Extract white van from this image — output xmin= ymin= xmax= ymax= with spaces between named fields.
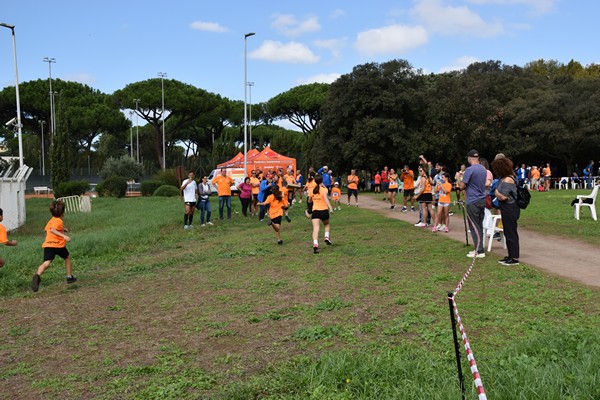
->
xmin=207 ymin=167 xmax=246 ymax=195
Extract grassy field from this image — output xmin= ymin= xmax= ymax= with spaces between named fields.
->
xmin=0 ymin=191 xmax=598 ymax=399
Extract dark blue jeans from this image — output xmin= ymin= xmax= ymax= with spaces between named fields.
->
xmin=467 ymin=199 xmax=486 ymax=254
xmin=218 ymin=196 xmax=231 ymax=219
xmin=196 ymin=199 xmax=212 ymax=224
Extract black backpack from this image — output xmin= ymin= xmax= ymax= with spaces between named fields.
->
xmin=511 ymin=184 xmax=531 ymax=209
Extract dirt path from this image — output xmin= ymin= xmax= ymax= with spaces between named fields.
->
xmin=356 ymin=194 xmax=600 ymax=288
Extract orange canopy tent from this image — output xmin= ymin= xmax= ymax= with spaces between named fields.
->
xmin=216 ymin=147 xmax=296 ymax=177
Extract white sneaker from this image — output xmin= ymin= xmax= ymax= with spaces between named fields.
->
xmin=201 ymin=223 xmax=206 ymax=227
xmin=184 ymin=225 xmax=189 ymax=229
xmin=207 ymin=221 xmax=214 ymax=225
xmin=414 ymin=222 xmax=426 ymax=227
xmin=466 ymin=251 xmax=485 ymax=258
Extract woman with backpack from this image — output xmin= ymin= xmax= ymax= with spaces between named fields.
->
xmin=491 ymin=157 xmax=520 ymax=266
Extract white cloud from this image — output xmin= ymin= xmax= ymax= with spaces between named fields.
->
xmin=271 ymin=14 xmax=321 ymax=37
xmin=466 ymin=0 xmax=557 ymax=15
xmin=355 ymin=25 xmax=428 ymax=56
xmin=412 ymin=0 xmax=504 ymax=37
xmin=249 ymin=41 xmax=319 ymax=64
xmin=297 ymin=73 xmax=341 ymax=85
xmin=64 ymin=73 xmax=97 ymax=85
xmin=314 ymin=38 xmax=347 ymax=61
xmin=438 ymin=56 xmax=480 ymax=73
xmin=331 ymin=8 xmax=345 ymax=19
xmin=190 ymin=20 xmax=229 ymax=33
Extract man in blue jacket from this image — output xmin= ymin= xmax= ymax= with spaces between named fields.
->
xmin=317 ymin=165 xmax=332 ymax=193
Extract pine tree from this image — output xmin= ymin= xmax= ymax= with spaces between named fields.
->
xmin=50 ymin=94 xmax=70 ymax=191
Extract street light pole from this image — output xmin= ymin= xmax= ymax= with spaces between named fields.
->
xmin=1 ymin=22 xmax=24 ymax=167
xmin=158 ymin=72 xmax=167 ymax=170
xmin=43 ymin=57 xmax=56 ymax=138
xmin=133 ymin=99 xmax=141 ymax=163
xmin=39 ymin=120 xmax=46 ymax=175
xmin=247 ymin=82 xmax=254 ymax=149
xmin=129 ymin=110 xmax=134 ymax=158
xmin=244 ymin=32 xmax=255 ymax=178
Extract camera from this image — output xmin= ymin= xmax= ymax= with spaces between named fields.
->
xmin=5 ymin=117 xmax=17 ymax=126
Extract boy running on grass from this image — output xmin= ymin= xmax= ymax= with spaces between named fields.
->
xmin=0 ymin=208 xmax=18 ymax=268
xmin=257 ymin=185 xmax=288 ymax=245
xmin=31 ymin=200 xmax=76 ymax=292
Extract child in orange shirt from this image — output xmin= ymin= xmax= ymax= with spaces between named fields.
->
xmin=31 ymin=200 xmax=76 ymax=292
xmin=435 ymin=173 xmax=453 ymax=233
xmin=330 ymin=182 xmax=342 ymax=210
xmin=258 ymin=185 xmax=288 ymax=245
xmin=0 ymin=208 xmax=18 ymax=268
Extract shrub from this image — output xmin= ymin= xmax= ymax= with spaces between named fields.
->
xmin=140 ymin=180 xmax=164 ymax=197
xmin=153 ymin=185 xmax=180 ymax=197
xmin=55 ymin=180 xmax=89 ymax=198
xmin=96 ymin=176 xmax=128 ymax=198
xmin=99 ymin=156 xmax=143 ymax=181
xmin=153 ymin=169 xmax=180 ymax=188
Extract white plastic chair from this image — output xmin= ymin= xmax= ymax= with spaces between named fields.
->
xmin=574 ymin=185 xmax=598 ymax=221
xmin=483 ymin=209 xmax=506 ymax=252
xmin=556 ymin=177 xmax=569 ymax=190
xmin=570 ymin=180 xmax=581 ymax=190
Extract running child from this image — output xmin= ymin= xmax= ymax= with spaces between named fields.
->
xmin=31 ymin=200 xmax=76 ymax=292
xmin=331 ymin=182 xmax=342 ymax=210
xmin=435 ymin=172 xmax=453 ymax=232
xmin=308 ymin=174 xmax=334 ymax=254
xmin=257 ymin=185 xmax=288 ymax=245
xmin=0 ymin=208 xmax=18 ymax=268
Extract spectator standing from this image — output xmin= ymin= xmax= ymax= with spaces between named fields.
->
xmin=542 ymin=163 xmax=552 ymax=191
xmin=381 ymin=166 xmax=389 ymax=200
xmin=457 ymin=150 xmax=487 ymax=258
xmin=454 ymin=164 xmax=466 ymax=202
xmin=317 ymin=166 xmax=332 ymax=193
xmin=583 ymin=160 xmax=595 ymax=188
xmin=331 ymin=182 xmax=342 ymax=210
xmin=237 ymin=177 xmax=253 ymax=217
xmin=491 ymin=157 xmax=521 ymax=266
xmin=373 ymin=171 xmax=381 ymax=193
xmin=180 ymin=171 xmax=198 ymax=229
xmin=516 ymin=164 xmax=528 ymax=187
xmin=212 ymin=168 xmax=235 ymax=220
xmin=196 ymin=176 xmax=213 ymax=226
xmin=401 ymin=165 xmax=416 ymax=212
xmin=347 ymin=169 xmax=359 ymax=207
xmin=530 ymin=166 xmax=540 ymax=190
xmin=250 ymin=170 xmax=261 ymax=216
xmin=258 ymin=174 xmax=275 ymax=222
xmin=388 ymin=169 xmax=399 ymax=209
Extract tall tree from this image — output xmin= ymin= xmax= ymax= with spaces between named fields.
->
xmin=267 ymin=83 xmax=330 ymax=135
xmin=50 ymin=96 xmax=70 ymax=189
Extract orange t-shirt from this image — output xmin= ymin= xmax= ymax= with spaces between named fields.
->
xmin=388 ymin=173 xmax=399 ymax=189
xmin=0 ymin=223 xmax=8 ymax=244
xmin=531 ymin=169 xmax=540 ymax=179
xmin=264 ymin=194 xmax=285 ymax=219
xmin=543 ymin=167 xmax=551 ymax=177
xmin=250 ymin=177 xmax=260 ymax=195
xmin=305 ymin=180 xmax=317 ymax=193
xmin=401 ymin=170 xmax=415 ymax=190
xmin=437 ymin=182 xmax=453 ymax=203
xmin=331 ymin=187 xmax=341 ymax=199
xmin=212 ymin=175 xmax=235 ymax=196
xmin=280 ymin=187 xmax=290 ymax=208
xmin=42 ymin=217 xmax=67 ymax=248
xmin=347 ymin=175 xmax=359 ymax=190
xmin=309 ymin=186 xmax=330 ymax=211
xmin=422 ymin=179 xmax=432 ymax=194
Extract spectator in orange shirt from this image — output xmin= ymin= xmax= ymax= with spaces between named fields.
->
xmin=31 ymin=200 xmax=76 ymax=292
xmin=373 ymin=171 xmax=381 ymax=193
xmin=387 ymin=169 xmax=399 ymax=209
xmin=435 ymin=173 xmax=453 ymax=233
xmin=250 ymin=170 xmax=261 ymax=216
xmin=530 ymin=166 xmax=541 ymax=190
xmin=0 ymin=208 xmax=18 ymax=268
xmin=400 ymin=165 xmax=416 ymax=212
xmin=212 ymin=168 xmax=235 ymax=220
xmin=331 ymin=182 xmax=342 ymax=210
xmin=346 ymin=169 xmax=359 ymax=207
xmin=542 ymin=163 xmax=552 ymax=191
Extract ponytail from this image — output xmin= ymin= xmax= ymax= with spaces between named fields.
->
xmin=313 ymin=174 xmax=323 ymax=195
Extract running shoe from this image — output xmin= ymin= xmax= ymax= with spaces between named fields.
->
xmin=498 ymin=256 xmax=509 ymax=264
xmin=501 ymin=258 xmax=519 ymax=266
xmin=285 ymin=215 xmax=291 ymax=223
xmin=466 ymin=251 xmax=486 ymax=258
xmin=277 ymin=240 xmax=283 ymax=245
xmin=410 ymin=206 xmax=415 ymax=212
xmin=443 ymin=227 xmax=449 ymax=233
xmin=313 ymin=245 xmax=320 ymax=254
xmin=324 ymin=237 xmax=332 ymax=245
xmin=207 ymin=222 xmax=214 ymax=225
xmin=401 ymin=206 xmax=407 ymax=212
xmin=414 ymin=222 xmax=426 ymax=227
xmin=31 ymin=274 xmax=41 ymax=292
xmin=66 ymin=275 xmax=77 ymax=284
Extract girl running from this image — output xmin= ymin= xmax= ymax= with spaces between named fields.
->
xmin=308 ymin=174 xmax=334 ymax=254
xmin=257 ymin=185 xmax=288 ymax=245
xmin=31 ymin=200 xmax=76 ymax=292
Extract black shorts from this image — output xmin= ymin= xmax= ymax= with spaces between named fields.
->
xmin=43 ymin=247 xmax=70 ymax=262
xmin=403 ymin=189 xmax=414 ymax=197
xmin=347 ymin=188 xmax=359 ymax=197
xmin=374 ymin=184 xmax=381 ymax=189
xmin=388 ymin=188 xmax=398 ymax=193
xmin=271 ymin=216 xmax=282 ymax=225
xmin=417 ymin=193 xmax=433 ymax=203
xmin=185 ymin=201 xmax=196 ymax=207
xmin=252 ymin=194 xmax=258 ymax=201
xmin=312 ymin=209 xmax=330 ymax=221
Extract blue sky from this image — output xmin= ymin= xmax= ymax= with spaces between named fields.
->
xmin=1 ymin=0 xmax=598 ymax=107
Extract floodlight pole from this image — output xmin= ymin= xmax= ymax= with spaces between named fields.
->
xmin=247 ymin=82 xmax=254 ymax=149
xmin=129 ymin=110 xmax=134 ymax=158
xmin=1 ymin=22 xmax=24 ymax=167
xmin=243 ymin=32 xmax=255 ymax=178
xmin=43 ymin=57 xmax=56 ymax=139
xmin=158 ymin=72 xmax=167 ymax=169
xmin=39 ymin=120 xmax=46 ymax=175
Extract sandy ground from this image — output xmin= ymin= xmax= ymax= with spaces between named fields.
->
xmin=356 ymin=194 xmax=600 ymax=288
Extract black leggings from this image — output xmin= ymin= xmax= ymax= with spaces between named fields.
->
xmin=240 ymin=197 xmax=251 ymax=217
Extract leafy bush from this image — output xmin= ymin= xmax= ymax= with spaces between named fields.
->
xmin=99 ymin=156 xmax=143 ymax=181
xmin=140 ymin=180 xmax=164 ymax=197
xmin=55 ymin=180 xmax=89 ymax=198
xmin=153 ymin=185 xmax=180 ymax=197
xmin=96 ymin=176 xmax=128 ymax=198
xmin=153 ymin=169 xmax=180 ymax=188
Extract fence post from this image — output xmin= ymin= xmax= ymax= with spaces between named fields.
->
xmin=448 ymin=292 xmax=466 ymax=400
